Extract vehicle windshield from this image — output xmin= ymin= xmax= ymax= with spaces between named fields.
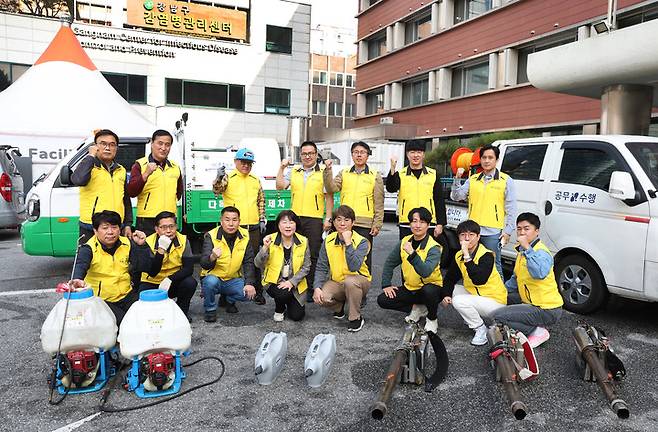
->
xmin=626 ymin=142 xmax=658 ymax=189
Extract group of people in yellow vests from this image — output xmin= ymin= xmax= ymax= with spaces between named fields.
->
xmin=68 ymin=129 xmax=563 ymax=346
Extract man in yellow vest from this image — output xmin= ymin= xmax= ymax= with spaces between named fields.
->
xmin=386 ymin=139 xmax=447 ymax=240
xmin=492 ymin=212 xmax=563 ymax=348
xmin=140 ymin=211 xmax=197 ymax=320
xmin=213 ymin=148 xmax=267 ymax=305
xmin=313 ymin=205 xmax=371 ymax=332
xmin=377 ymin=207 xmax=444 ymax=334
xmin=69 ymin=210 xmax=149 ymax=324
xmin=127 ymin=130 xmax=183 ymax=236
xmin=276 ymin=141 xmax=333 ymax=302
xmin=71 ymin=129 xmax=133 ymax=244
xmin=200 ymin=206 xmax=256 ymax=322
xmin=442 ymin=219 xmax=507 ymax=346
xmin=451 ymin=144 xmax=517 ymax=277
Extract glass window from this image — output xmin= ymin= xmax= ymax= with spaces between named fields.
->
xmin=455 ymin=0 xmax=493 ymax=23
xmin=329 ymin=73 xmax=343 ymax=86
xmin=346 ymin=75 xmax=355 ymax=88
xmin=405 ymin=12 xmax=432 ymax=44
xmin=367 ymin=35 xmax=386 ymax=60
xmin=103 ymin=73 xmax=147 ymax=104
xmin=402 ymin=79 xmax=429 ymax=107
xmin=229 ymin=85 xmax=244 ymax=110
xmin=345 ymin=103 xmax=355 ymax=118
xmin=165 ymin=78 xmax=244 ymax=110
xmin=166 ymin=78 xmax=183 ymax=105
xmin=626 ymin=142 xmax=658 ymax=189
xmin=312 ymin=71 xmax=327 ymax=84
xmin=501 ymin=145 xmax=547 ymax=181
xmin=618 ymin=5 xmax=658 ymax=28
xmin=312 ymin=100 xmax=326 ymax=115
xmin=452 ymin=61 xmax=489 ymax=97
xmin=328 ymin=102 xmax=343 ymax=116
xmin=0 ymin=62 xmax=30 ymax=92
xmin=365 ymin=91 xmax=384 ymax=115
xmin=266 ymin=25 xmax=292 ymax=54
xmin=558 ymin=148 xmax=624 ymax=191
xmin=264 ymin=87 xmax=290 ymax=115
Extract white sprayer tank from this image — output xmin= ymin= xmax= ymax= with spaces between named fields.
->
xmin=118 ymin=289 xmax=191 ymax=358
xmin=41 ymin=288 xmax=117 ymax=355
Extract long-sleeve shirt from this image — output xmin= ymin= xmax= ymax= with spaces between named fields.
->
xmin=386 ymin=168 xmax=447 ymax=226
xmin=254 ymin=242 xmax=311 ymax=288
xmin=199 ymin=230 xmax=256 ymax=285
xmin=380 ymin=237 xmax=442 ymax=288
xmin=126 ymin=155 xmax=183 ymax=199
xmin=146 ymin=237 xmax=194 ymax=283
xmin=72 ymin=238 xmax=149 ymax=280
xmin=313 ymin=235 xmax=369 ymax=289
xmin=505 ymin=239 xmax=554 ymax=292
xmin=442 ymin=247 xmax=495 ymax=297
xmin=450 ymin=169 xmax=516 ymax=236
xmin=212 ymin=174 xmax=266 ymax=222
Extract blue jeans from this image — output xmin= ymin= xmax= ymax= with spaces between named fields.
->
xmin=202 ymin=275 xmax=247 ymax=311
xmin=479 ymin=234 xmax=503 ymax=279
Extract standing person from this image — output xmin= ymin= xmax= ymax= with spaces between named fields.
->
xmin=323 ymin=141 xmax=384 ymax=274
xmin=313 ymin=205 xmax=370 ymax=332
xmin=213 ymin=148 xmax=267 ymax=305
xmin=492 ymin=213 xmax=563 ymax=348
xmin=71 ymin=129 xmax=132 ymax=244
xmin=199 ymin=206 xmax=257 ymax=322
xmin=255 ymin=210 xmax=311 ymax=322
xmin=442 ymin=219 xmax=507 ymax=346
xmin=127 ymin=130 xmax=183 ymax=236
xmin=276 ymin=141 xmax=333 ymax=303
xmin=451 ymin=144 xmax=516 ymax=277
xmin=377 ymin=207 xmax=444 ymax=334
xmin=140 ymin=211 xmax=197 ymax=320
xmin=386 ymin=139 xmax=447 ymax=241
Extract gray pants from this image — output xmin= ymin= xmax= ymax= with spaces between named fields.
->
xmin=492 ymin=304 xmax=563 ymax=335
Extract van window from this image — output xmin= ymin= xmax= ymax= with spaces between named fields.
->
xmin=558 ymin=148 xmax=623 ymax=191
xmin=501 ymin=144 xmax=547 ymax=180
xmin=626 ymin=142 xmax=658 ymax=189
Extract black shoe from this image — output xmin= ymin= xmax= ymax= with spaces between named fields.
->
xmin=332 ymin=305 xmax=345 ymax=320
xmin=254 ymin=292 xmax=266 ymax=305
xmin=218 ymin=295 xmax=228 ymax=308
xmin=204 ymin=310 xmax=217 ymax=322
xmin=348 ymin=316 xmax=365 ymax=332
xmin=226 ymin=303 xmax=239 ymax=313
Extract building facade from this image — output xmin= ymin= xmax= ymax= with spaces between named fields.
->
xmin=354 ymin=0 xmax=658 ymax=143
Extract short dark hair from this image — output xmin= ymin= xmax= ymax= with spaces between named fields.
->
xmin=275 ymin=210 xmax=300 ymax=228
xmin=405 ymin=139 xmax=426 ymax=152
xmin=92 ymin=210 xmax=121 ymax=230
xmin=517 ymin=212 xmax=540 ymax=229
xmin=300 ymin=141 xmax=317 ymax=152
xmin=333 ymin=205 xmax=355 ymax=221
xmin=479 ymin=145 xmax=500 ymax=160
xmin=155 ymin=211 xmax=177 ymax=226
xmin=221 ymin=206 xmax=240 ymax=217
xmin=94 ymin=129 xmax=119 ymax=145
xmin=408 ymin=207 xmax=432 ymax=224
xmin=456 ymin=219 xmax=481 ymax=235
xmin=350 ymin=141 xmax=371 ymax=155
xmin=151 ymin=129 xmax=173 ymax=143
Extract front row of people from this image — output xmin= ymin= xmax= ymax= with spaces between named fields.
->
xmin=70 ymin=206 xmax=562 ymax=345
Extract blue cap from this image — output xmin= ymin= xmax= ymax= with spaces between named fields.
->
xmin=139 ymin=289 xmax=168 ymax=302
xmin=235 ymin=148 xmax=255 ymax=162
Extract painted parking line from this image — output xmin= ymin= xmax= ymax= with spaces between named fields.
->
xmin=0 ymin=288 xmax=56 ymax=296
xmin=51 ymin=412 xmax=102 ymax=432
xmin=627 ymin=332 xmax=658 ymax=347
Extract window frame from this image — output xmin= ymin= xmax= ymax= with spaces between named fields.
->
xmin=328 ymin=101 xmax=343 ymax=117
xmin=266 ymin=25 xmax=293 ymax=54
xmin=264 ymin=87 xmax=291 ymax=115
xmin=451 ymin=60 xmax=489 ymax=97
xmin=402 ymin=78 xmax=429 ymax=108
xmin=165 ymin=78 xmax=245 ymax=110
xmin=365 ymin=90 xmax=385 ymax=115
xmin=0 ymin=61 xmax=30 ymax=91
xmin=312 ymin=70 xmax=327 ymax=85
xmin=102 ymin=72 xmax=148 ymax=104
xmin=312 ymin=100 xmax=326 ymax=115
xmin=500 ymin=144 xmax=548 ymax=181
xmin=367 ymin=33 xmax=387 ymax=60
xmin=405 ymin=10 xmax=432 ymax=45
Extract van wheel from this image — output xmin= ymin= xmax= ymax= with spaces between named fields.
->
xmin=555 ymin=254 xmax=607 ymax=314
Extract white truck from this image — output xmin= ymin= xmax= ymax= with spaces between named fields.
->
xmin=444 ymin=135 xmax=658 ymax=314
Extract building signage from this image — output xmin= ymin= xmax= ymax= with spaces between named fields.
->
xmin=127 ymin=0 xmax=247 ymax=41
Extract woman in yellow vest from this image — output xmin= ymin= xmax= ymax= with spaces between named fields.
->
xmin=312 ymin=205 xmax=371 ymax=332
xmin=442 ymin=219 xmax=507 ymax=346
xmin=255 ymin=210 xmax=311 ymax=322
xmin=492 ymin=213 xmax=563 ymax=348
xmin=377 ymin=207 xmax=444 ymax=334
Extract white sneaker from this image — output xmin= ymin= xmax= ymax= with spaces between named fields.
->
xmin=424 ymin=318 xmax=438 ymax=334
xmin=273 ymin=312 xmax=284 ymax=322
xmin=527 ymin=327 xmax=550 ymax=348
xmin=405 ymin=304 xmax=429 ymax=323
xmin=471 ymin=324 xmax=488 ymax=346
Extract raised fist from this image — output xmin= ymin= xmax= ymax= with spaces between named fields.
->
xmin=157 ymin=235 xmax=172 ymax=251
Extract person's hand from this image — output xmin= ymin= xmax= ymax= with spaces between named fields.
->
xmin=441 ymin=296 xmax=452 ymax=307
xmin=215 ymin=165 xmax=226 ymax=180
xmin=157 ymin=235 xmax=172 ymax=252
xmin=390 ymin=156 xmax=398 ymax=173
xmin=278 ymin=281 xmax=293 ymax=291
xmin=259 ymin=220 xmax=267 ymax=235
xmin=370 ymin=226 xmax=380 ymax=237
xmin=131 ymin=230 xmax=146 ymax=245
xmin=144 ymin=162 xmax=158 ymax=178
xmin=516 ymin=233 xmax=529 ymax=250
xmin=323 ymin=218 xmax=332 ymax=231
xmin=69 ymin=279 xmax=86 ymax=289
xmin=123 ymin=226 xmax=133 ymax=238
xmin=383 ymin=286 xmax=398 ymax=299
xmin=403 ymin=241 xmax=414 ymax=255
xmin=456 ymin=167 xmax=465 ymax=178
xmin=262 ymin=235 xmax=272 ymax=250
xmin=324 ymin=159 xmax=333 ymax=170
xmin=460 ymin=239 xmax=470 ymax=255
xmin=244 ymin=285 xmax=256 ymax=300
xmin=312 ymin=288 xmax=324 ymax=305
xmin=434 ymin=225 xmax=443 ymax=237
xmin=88 ymin=145 xmax=98 ymax=158
xmin=211 ymin=247 xmax=222 ymax=260
xmin=341 ymin=230 xmax=352 ymax=245
xmin=500 ymin=232 xmax=511 ymax=248
xmin=280 ymin=159 xmax=290 ymax=169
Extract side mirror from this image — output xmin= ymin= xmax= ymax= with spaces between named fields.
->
xmin=608 ymin=171 xmax=635 ymax=200
xmin=60 ymin=165 xmax=72 ymax=186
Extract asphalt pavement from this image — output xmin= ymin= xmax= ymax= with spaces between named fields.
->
xmin=0 ymin=225 xmax=657 ymax=432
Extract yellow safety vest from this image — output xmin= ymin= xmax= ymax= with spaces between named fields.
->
xmin=261 ymin=232 xmax=308 ymax=293
xmin=221 ymin=170 xmax=261 ymax=225
xmin=397 ymin=166 xmax=437 ymax=224
xmin=325 ymin=231 xmax=371 ymax=282
xmin=141 ymin=231 xmax=187 ymax=284
xmin=456 ymin=244 xmax=507 ymax=304
xmin=515 ymin=240 xmax=563 ymax=309
xmin=84 ymin=236 xmax=132 ymax=303
xmin=200 ymin=226 xmax=250 ymax=280
xmin=340 ymin=166 xmax=377 ymax=219
xmin=468 ymin=170 xmax=509 ymax=230
xmin=290 ymin=165 xmax=325 ymax=218
xmin=136 ymin=156 xmax=180 ymax=218
xmin=400 ymin=234 xmax=443 ymax=291
xmin=79 ymin=162 xmax=126 ymax=225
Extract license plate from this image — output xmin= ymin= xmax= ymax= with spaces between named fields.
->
xmin=446 ymin=205 xmax=468 ymax=227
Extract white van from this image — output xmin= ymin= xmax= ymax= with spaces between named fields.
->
xmin=445 ymin=135 xmax=658 ymax=314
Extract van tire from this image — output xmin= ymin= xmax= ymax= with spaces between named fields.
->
xmin=555 ymin=254 xmax=607 ymax=314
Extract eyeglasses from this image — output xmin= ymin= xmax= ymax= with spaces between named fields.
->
xmin=158 ymin=224 xmax=177 ymax=230
xmin=97 ymin=141 xmax=117 ymax=148
xmin=351 ymin=151 xmax=368 ymax=156
xmin=301 ymin=152 xmax=317 ymax=157
xmin=334 ymin=217 xmax=352 ymax=223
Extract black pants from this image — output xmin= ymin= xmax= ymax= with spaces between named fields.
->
xmin=136 ymin=217 xmax=157 ymax=237
xmin=298 ymin=216 xmax=323 ymax=292
xmin=398 ymin=226 xmax=450 ymax=269
xmin=377 ymin=284 xmax=442 ymax=320
xmin=245 ymin=226 xmax=263 ymax=294
xmin=106 ymin=289 xmax=138 ymax=325
xmin=266 ymin=284 xmax=305 ymax=321
xmin=139 ymin=276 xmax=197 ymax=315
xmin=353 ymin=226 xmax=373 ymax=272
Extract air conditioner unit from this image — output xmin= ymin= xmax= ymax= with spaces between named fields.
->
xmin=380 ymin=116 xmax=394 ymax=125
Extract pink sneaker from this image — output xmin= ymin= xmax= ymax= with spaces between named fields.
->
xmin=527 ymin=327 xmax=550 ymax=348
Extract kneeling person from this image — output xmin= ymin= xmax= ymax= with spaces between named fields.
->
xmin=255 ymin=210 xmax=311 ymax=322
xmin=140 ymin=211 xmax=197 ymax=319
xmin=377 ymin=207 xmax=444 ymax=334
xmin=200 ymin=206 xmax=256 ymax=322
